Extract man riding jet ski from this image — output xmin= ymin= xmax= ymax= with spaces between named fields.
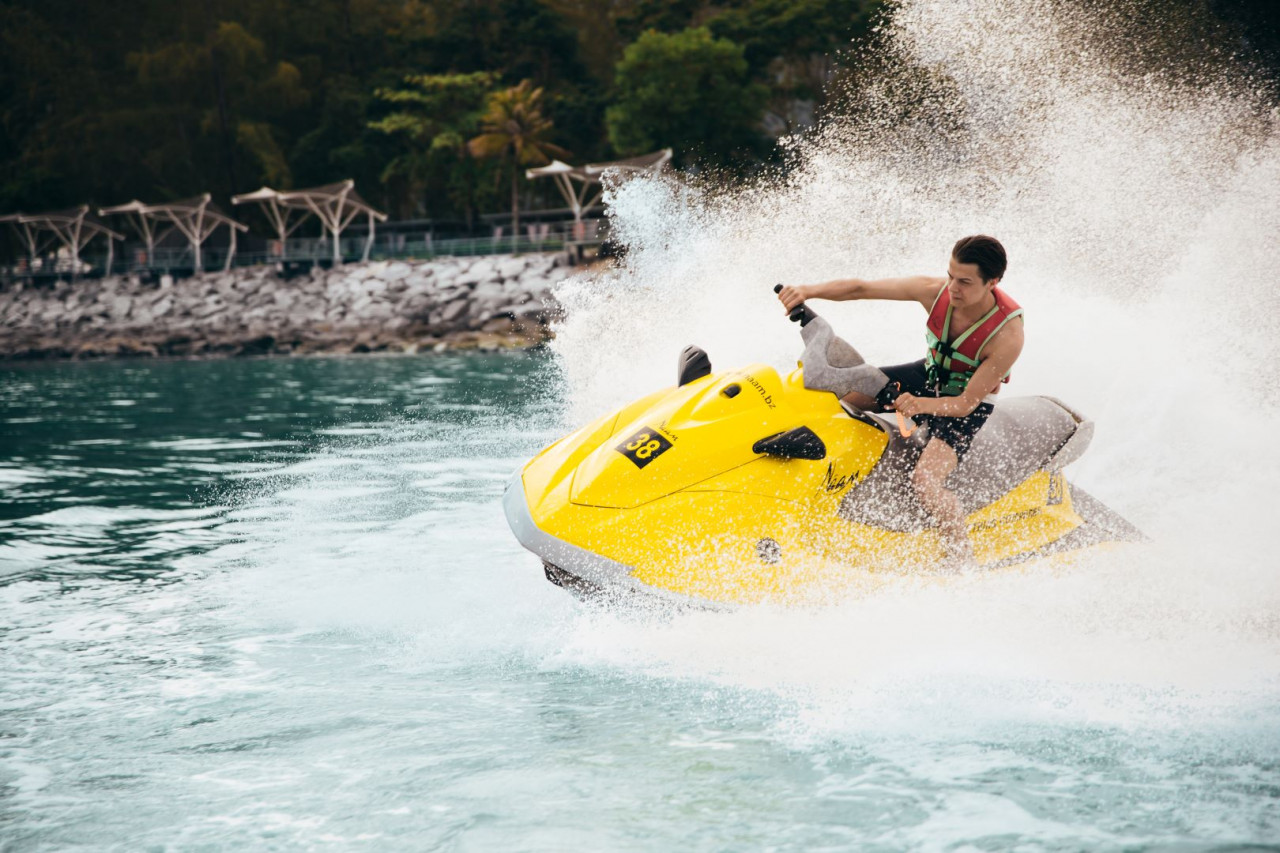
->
xmin=777 ymin=235 xmax=1023 ymax=568
xmin=504 ymin=242 xmax=1142 ymax=608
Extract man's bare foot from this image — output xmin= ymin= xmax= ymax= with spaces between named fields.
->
xmin=937 ymin=540 xmax=978 ymax=574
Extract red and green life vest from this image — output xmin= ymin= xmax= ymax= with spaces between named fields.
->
xmin=924 ymin=286 xmax=1023 ymax=396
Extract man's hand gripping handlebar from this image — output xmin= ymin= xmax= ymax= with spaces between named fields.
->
xmin=774 ymin=284 xmax=816 ymax=326
xmin=773 ymin=284 xmax=916 ymax=437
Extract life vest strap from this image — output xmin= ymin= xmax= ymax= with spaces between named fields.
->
xmin=924 ymin=289 xmax=1021 ymax=395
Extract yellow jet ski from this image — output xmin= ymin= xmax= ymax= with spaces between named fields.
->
xmin=505 ymin=291 xmax=1142 ymax=608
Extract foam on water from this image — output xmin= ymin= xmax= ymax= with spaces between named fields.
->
xmin=548 ymin=0 xmax=1280 ymax=730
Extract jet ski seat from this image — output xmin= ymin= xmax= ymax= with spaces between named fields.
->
xmin=838 ymin=396 xmax=1094 ymax=531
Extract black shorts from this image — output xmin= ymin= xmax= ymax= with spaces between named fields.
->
xmin=879 ymin=359 xmax=994 ymax=460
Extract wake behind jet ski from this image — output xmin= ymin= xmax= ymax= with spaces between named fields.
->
xmin=504 ymin=292 xmax=1141 ymax=608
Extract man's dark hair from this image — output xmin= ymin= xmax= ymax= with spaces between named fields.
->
xmin=952 ymin=235 xmax=1007 ymax=282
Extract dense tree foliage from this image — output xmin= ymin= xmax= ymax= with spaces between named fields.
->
xmin=607 ymin=28 xmax=767 ymax=165
xmin=0 ymin=0 xmax=882 ymax=227
xmin=0 ymin=0 xmax=1275 ymax=247
xmin=370 ymin=71 xmax=498 ymax=223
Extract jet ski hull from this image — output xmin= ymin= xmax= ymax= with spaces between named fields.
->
xmin=504 ymin=364 xmax=1142 ymax=607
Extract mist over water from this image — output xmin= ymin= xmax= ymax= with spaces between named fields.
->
xmin=551 ymin=0 xmax=1280 ymax=726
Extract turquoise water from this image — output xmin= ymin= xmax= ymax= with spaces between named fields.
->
xmin=2 ymin=352 xmax=1277 ymax=850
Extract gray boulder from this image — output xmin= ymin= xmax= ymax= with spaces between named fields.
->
xmin=497 ymin=256 xmax=529 ymax=280
xmin=382 ymin=261 xmax=412 ymax=282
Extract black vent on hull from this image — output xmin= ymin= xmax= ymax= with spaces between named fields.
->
xmin=753 ymin=426 xmax=826 ymax=461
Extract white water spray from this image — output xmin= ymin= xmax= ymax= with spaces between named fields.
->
xmin=549 ymin=0 xmax=1280 ymax=716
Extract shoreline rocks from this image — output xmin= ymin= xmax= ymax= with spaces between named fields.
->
xmin=0 ymin=253 xmax=571 ymax=361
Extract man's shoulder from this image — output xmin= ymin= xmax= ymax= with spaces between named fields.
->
xmin=913 ymin=277 xmax=947 ymax=308
xmin=993 ymin=286 xmax=1023 ymax=312
xmin=988 ymin=314 xmax=1026 ymax=349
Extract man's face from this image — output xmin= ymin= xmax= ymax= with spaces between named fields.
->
xmin=946 ymin=257 xmax=996 ymax=308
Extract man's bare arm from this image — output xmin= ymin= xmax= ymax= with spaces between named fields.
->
xmin=777 ymin=276 xmax=943 ymax=313
xmin=895 ymin=319 xmax=1025 ymax=418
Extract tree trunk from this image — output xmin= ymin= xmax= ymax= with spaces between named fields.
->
xmin=510 ymin=157 xmax=519 ymax=254
xmin=460 ymin=150 xmax=476 ymax=233
xmin=342 ymin=0 xmax=357 ymax=74
xmin=204 ymin=0 xmax=239 ymax=195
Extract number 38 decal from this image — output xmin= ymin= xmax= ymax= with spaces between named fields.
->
xmin=616 ymin=426 xmax=673 ymax=469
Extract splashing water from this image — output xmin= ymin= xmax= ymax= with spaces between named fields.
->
xmin=551 ymin=0 xmax=1280 ymax=732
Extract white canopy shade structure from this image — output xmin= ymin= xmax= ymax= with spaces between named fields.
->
xmin=526 ymin=148 xmax=672 ymax=223
xmin=234 ymin=181 xmax=387 ymax=264
xmin=98 ymin=199 xmax=169 ymax=264
xmin=230 ymin=186 xmax=311 ymax=253
xmin=128 ymin=194 xmax=249 ymax=275
xmin=0 ymin=206 xmax=125 ymax=276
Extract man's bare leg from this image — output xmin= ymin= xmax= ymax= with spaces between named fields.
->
xmin=840 ymin=390 xmax=879 ymax=410
xmin=911 ymin=438 xmax=975 ymax=569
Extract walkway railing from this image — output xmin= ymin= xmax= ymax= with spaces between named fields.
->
xmin=1 ymin=218 xmax=607 ymax=285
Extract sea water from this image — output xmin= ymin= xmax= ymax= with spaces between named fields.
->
xmin=5 ymin=0 xmax=1280 ymax=848
xmin=3 ymin=349 xmax=1276 ymax=850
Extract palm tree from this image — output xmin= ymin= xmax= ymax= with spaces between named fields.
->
xmin=467 ymin=80 xmax=570 ymax=252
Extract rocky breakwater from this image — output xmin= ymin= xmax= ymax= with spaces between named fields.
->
xmin=0 ymin=252 xmax=569 ymax=360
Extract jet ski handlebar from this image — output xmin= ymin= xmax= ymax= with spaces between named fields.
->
xmin=773 ymin=284 xmax=816 ymax=327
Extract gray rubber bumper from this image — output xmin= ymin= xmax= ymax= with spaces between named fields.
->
xmin=799 ymin=316 xmax=891 ymax=399
xmin=502 ymin=470 xmax=731 ymax=609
